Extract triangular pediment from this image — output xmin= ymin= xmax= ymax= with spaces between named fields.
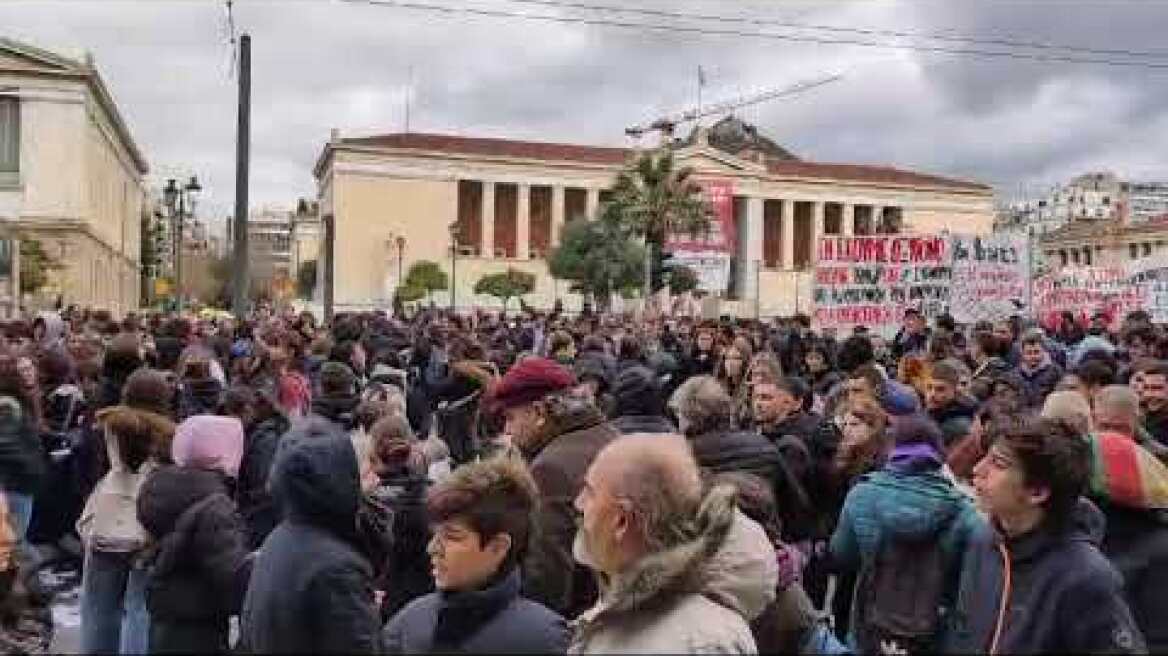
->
xmin=0 ymin=38 xmax=82 ymax=76
xmin=674 ymin=145 xmax=767 ymax=175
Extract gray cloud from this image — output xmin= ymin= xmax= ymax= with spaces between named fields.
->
xmin=1 ymin=0 xmax=1165 ymax=223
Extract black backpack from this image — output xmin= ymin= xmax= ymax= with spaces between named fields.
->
xmin=854 ymin=530 xmax=948 ymax=655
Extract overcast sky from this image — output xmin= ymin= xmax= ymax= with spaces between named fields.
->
xmin=3 ymin=0 xmax=1166 ymax=227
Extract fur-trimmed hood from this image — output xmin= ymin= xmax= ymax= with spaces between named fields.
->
xmin=579 ymin=485 xmax=777 ymax=627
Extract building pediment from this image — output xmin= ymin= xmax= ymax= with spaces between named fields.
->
xmin=673 ymin=145 xmax=767 ymax=176
xmin=0 ymin=38 xmax=82 ymax=77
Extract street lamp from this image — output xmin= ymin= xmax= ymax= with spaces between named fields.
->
xmin=162 ymin=175 xmax=201 ymax=313
xmin=448 ymin=222 xmax=458 ymax=310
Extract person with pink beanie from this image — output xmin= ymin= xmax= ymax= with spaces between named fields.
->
xmin=135 ymin=415 xmax=252 ymax=653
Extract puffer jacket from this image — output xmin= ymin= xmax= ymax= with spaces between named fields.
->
xmin=383 ymin=568 xmax=567 ymax=654
xmin=946 ymin=500 xmax=1145 ymax=654
xmin=829 ymin=451 xmax=980 ymax=645
xmin=521 ymin=396 xmax=617 ymax=619
xmin=239 ymin=435 xmax=380 ymax=654
xmin=570 ymin=487 xmax=777 ymax=654
xmin=1014 ymin=353 xmax=1063 ymax=408
xmin=307 ymin=393 xmax=359 ymax=434
xmin=137 ymin=466 xmax=251 ymax=654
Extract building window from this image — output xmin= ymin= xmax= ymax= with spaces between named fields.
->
xmin=0 ymin=96 xmax=18 ymax=184
xmin=1144 ymin=242 xmax=1152 ymax=257
xmin=1130 ymin=243 xmax=1140 ymax=259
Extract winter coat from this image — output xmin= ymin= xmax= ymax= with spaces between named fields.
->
xmin=239 ymin=435 xmax=380 ymax=654
xmin=383 ymin=568 xmax=567 ymax=654
xmin=891 ymin=328 xmax=929 ymax=360
xmin=1096 ymin=500 xmax=1168 ymax=651
xmin=137 ymin=466 xmax=251 ymax=654
xmin=689 ymin=429 xmax=813 ymax=542
xmin=570 ymin=488 xmax=777 ymax=654
xmin=176 ymin=378 xmax=223 ymax=420
xmin=969 ymin=357 xmax=1012 ymax=401
xmin=370 ymin=471 xmax=433 ymax=621
xmin=236 ymin=414 xmax=289 ymax=550
xmin=681 ymin=347 xmax=717 ymax=379
xmin=521 ymin=398 xmax=617 ymax=619
xmin=945 ymin=501 xmax=1146 ymax=654
xmin=1014 ymin=356 xmax=1063 ymax=408
xmin=609 ymin=413 xmax=676 ymax=435
xmin=928 ymin=396 xmax=979 ymax=449
xmin=307 ymin=393 xmax=359 ymax=434
xmin=829 ymin=455 xmax=981 ymax=645
xmin=0 ymin=396 xmax=45 ymax=495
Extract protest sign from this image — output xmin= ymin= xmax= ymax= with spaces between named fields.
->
xmin=812 ymin=235 xmax=951 ymax=331
xmin=949 ymin=233 xmax=1030 ymax=324
xmin=1033 ymin=265 xmax=1144 ymax=327
xmin=667 ymin=178 xmax=734 ymax=295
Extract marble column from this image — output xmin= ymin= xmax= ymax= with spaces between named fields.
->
xmin=736 ymin=196 xmax=765 ymax=302
xmin=481 ymin=181 xmax=495 ymax=258
xmin=551 ymin=185 xmax=565 ymax=247
xmin=586 ymin=187 xmax=600 ymax=221
xmin=781 ymin=200 xmax=795 ymax=270
xmin=841 ymin=202 xmax=854 ymax=237
xmin=517 ymin=183 xmax=531 ymax=260
xmin=872 ymin=204 xmax=885 ymax=234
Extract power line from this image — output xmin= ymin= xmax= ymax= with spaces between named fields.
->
xmin=341 ymin=0 xmax=1168 ymax=71
xmin=503 ymin=0 xmax=1168 ymax=61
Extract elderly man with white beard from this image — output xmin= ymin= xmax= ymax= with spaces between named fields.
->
xmin=569 ymin=434 xmax=778 ymax=654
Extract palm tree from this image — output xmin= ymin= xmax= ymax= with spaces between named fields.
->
xmin=605 ymin=148 xmax=712 ymax=296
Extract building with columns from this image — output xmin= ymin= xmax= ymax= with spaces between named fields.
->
xmin=0 ymin=37 xmax=148 ymax=315
xmin=1041 ymin=215 xmax=1168 ymax=269
xmin=313 ymin=117 xmax=993 ymax=316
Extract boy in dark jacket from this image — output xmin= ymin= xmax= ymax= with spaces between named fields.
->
xmin=948 ymin=418 xmax=1145 ymax=654
xmin=382 ymin=455 xmax=566 ymax=654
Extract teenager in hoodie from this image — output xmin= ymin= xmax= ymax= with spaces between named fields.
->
xmin=136 ymin=415 xmax=251 ymax=654
xmin=948 ymin=418 xmax=1145 ymax=654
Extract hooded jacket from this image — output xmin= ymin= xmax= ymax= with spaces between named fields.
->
xmin=239 ymin=435 xmax=380 ymax=654
xmin=521 ymin=395 xmax=617 ymax=619
xmin=308 ymin=393 xmax=359 ymax=434
xmin=33 ymin=312 xmax=66 ymax=351
xmin=137 ymin=466 xmax=251 ymax=654
xmin=569 ymin=487 xmax=777 ymax=654
xmin=370 ymin=469 xmax=432 ymax=621
xmin=383 ymin=568 xmax=567 ymax=654
xmin=946 ymin=501 xmax=1146 ymax=654
xmin=236 ymin=413 xmax=289 ymax=550
xmin=829 ymin=451 xmax=981 ymax=645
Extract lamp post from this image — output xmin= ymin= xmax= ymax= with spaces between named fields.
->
xmin=448 ymin=222 xmax=458 ymax=310
xmin=162 ymin=175 xmax=201 ymax=313
xmin=395 ymin=235 xmax=406 ymax=292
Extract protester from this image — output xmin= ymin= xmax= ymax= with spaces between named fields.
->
xmin=136 ymin=415 xmax=250 ymax=653
xmin=948 ymin=418 xmax=1146 ymax=653
xmin=240 ymin=433 xmax=381 ymax=654
xmin=382 ymin=456 xmax=567 ymax=654
xmin=926 ymin=360 xmax=979 ymax=449
xmin=0 ymin=356 xmax=47 ymax=546
xmin=1015 ymin=330 xmax=1065 ymax=407
xmin=488 ymin=357 xmax=615 ymax=617
xmin=570 ymin=434 xmax=776 ymax=653
xmin=608 ymin=365 xmax=675 ymax=435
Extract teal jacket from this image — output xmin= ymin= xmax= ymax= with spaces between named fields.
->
xmin=829 ymin=465 xmax=980 ymax=644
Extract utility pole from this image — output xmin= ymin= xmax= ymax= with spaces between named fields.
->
xmin=232 ymin=33 xmax=251 ymax=320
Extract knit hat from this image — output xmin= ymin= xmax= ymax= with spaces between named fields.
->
xmin=613 ymin=365 xmax=666 ymax=416
xmin=489 ymin=357 xmax=575 ymax=410
xmin=121 ymin=368 xmax=175 ymax=419
xmin=173 ymin=415 xmax=245 ymax=478
xmin=320 ymin=361 xmax=357 ymax=396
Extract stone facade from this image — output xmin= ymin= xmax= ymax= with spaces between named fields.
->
xmin=1041 ymin=216 xmax=1168 ymax=268
xmin=313 ymin=120 xmax=993 ymax=316
xmin=0 ymin=37 xmax=147 ymax=315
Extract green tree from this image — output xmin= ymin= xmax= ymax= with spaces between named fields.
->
xmin=395 ymin=283 xmax=426 ymax=303
xmin=19 ymin=238 xmax=64 ymax=295
xmin=548 ymin=217 xmax=644 ymax=310
xmin=403 ymin=260 xmax=448 ymax=302
xmin=474 ymin=268 xmax=535 ymax=313
xmin=669 ymin=264 xmax=700 ymax=294
xmin=296 ymin=259 xmax=317 ymax=300
xmin=606 ymin=148 xmax=712 ymax=293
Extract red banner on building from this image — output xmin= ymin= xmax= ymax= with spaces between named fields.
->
xmin=667 ymin=179 xmax=735 ymax=254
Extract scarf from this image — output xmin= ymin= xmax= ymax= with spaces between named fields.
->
xmin=1089 ymin=432 xmax=1168 ymax=510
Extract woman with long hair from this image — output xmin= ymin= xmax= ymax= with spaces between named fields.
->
xmin=834 ymin=396 xmax=892 ymax=486
xmin=714 ymin=337 xmax=753 ymax=403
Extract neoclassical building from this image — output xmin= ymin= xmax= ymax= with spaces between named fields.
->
xmin=0 ymin=37 xmax=148 ymax=314
xmin=1041 ymin=216 xmax=1168 ymax=269
xmin=313 ymin=117 xmax=993 ymax=316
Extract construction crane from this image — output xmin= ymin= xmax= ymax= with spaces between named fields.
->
xmin=624 ymin=72 xmax=844 ymax=140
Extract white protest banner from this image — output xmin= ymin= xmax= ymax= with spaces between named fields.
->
xmin=949 ymin=233 xmax=1030 ymax=324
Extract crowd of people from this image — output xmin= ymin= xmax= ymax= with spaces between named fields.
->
xmin=0 ymin=302 xmax=1163 ymax=654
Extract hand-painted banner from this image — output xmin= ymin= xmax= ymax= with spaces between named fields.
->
xmin=1035 ymin=254 xmax=1168 ymax=326
xmin=813 ymin=235 xmax=951 ymax=330
xmin=668 ymin=179 xmax=735 ymax=254
xmin=949 ymin=234 xmax=1030 ymax=324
